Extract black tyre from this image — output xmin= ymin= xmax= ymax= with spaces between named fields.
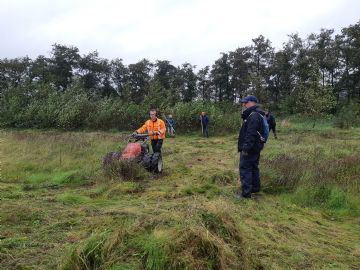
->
xmin=142 ymin=152 xmax=163 ymax=173
xmin=140 ymin=143 xmax=149 ymax=154
xmin=142 ymin=153 xmax=152 ymax=171
xmin=151 ymin=152 xmax=163 ymax=173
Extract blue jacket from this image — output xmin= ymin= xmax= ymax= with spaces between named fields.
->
xmin=200 ymin=115 xmax=209 ymax=127
xmin=238 ymin=106 xmax=264 ymax=153
xmin=166 ymin=118 xmax=175 ymax=127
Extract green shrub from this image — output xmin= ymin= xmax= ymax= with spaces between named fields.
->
xmin=334 ymin=101 xmax=360 ymax=129
xmin=57 ymin=94 xmax=95 ymax=130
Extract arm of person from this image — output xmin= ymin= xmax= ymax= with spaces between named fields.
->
xmin=136 ymin=122 xmax=148 ymax=134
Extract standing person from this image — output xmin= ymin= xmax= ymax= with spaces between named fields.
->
xmin=165 ymin=114 xmax=175 ymax=136
xmin=199 ymin=112 xmax=209 ymax=138
xmin=134 ymin=109 xmax=166 ymax=153
xmin=265 ymin=111 xmax=277 ymax=139
xmin=237 ymin=95 xmax=265 ymax=199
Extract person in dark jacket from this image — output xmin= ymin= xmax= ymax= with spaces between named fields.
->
xmin=199 ymin=112 xmax=209 ymax=137
xmin=265 ymin=110 xmax=277 ymax=139
xmin=237 ymin=95 xmax=265 ymax=199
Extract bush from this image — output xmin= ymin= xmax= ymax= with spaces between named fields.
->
xmin=57 ymin=90 xmax=95 ymax=129
xmin=334 ymin=101 xmax=360 ymax=129
xmin=171 ymin=101 xmax=241 ymax=133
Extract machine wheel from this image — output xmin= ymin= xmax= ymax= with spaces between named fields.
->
xmin=151 ymin=153 xmax=163 ymax=173
xmin=142 ymin=153 xmax=152 ymax=171
xmin=142 ymin=152 xmax=163 ymax=173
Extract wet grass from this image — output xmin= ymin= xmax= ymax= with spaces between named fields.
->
xmin=1 ymin=122 xmax=360 ymax=269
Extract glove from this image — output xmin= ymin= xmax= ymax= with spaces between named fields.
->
xmin=241 ymin=151 xmax=248 ymax=156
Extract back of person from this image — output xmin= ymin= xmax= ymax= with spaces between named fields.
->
xmin=266 ymin=112 xmax=275 ymax=127
xmin=265 ymin=111 xmax=277 ymax=139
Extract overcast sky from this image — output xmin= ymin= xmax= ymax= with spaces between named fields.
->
xmin=0 ymin=0 xmax=359 ymax=67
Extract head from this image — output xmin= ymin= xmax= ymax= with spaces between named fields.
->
xmin=168 ymin=114 xmax=172 ymax=118
xmin=264 ymin=110 xmax=269 ymax=116
xmin=240 ymin=95 xmax=258 ymax=109
xmin=149 ymin=109 xmax=157 ymax=121
xmin=201 ymin=112 xmax=206 ymax=116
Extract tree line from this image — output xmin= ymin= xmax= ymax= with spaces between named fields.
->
xmin=0 ymin=21 xmax=359 ymax=130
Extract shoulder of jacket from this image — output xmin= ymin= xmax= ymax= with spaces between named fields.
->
xmin=248 ymin=112 xmax=262 ymax=122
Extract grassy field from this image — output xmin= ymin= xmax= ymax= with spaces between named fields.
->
xmin=1 ymin=121 xmax=360 ymax=270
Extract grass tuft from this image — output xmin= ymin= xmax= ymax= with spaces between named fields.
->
xmin=103 ymin=159 xmax=150 ymax=181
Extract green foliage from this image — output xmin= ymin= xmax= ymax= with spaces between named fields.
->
xmin=87 ymin=99 xmax=147 ymax=130
xmin=294 ymin=84 xmax=337 ymax=115
xmin=0 ymin=86 xmax=32 ymax=127
xmin=334 ymin=101 xmax=360 ymax=128
xmin=57 ymin=84 xmax=95 ymax=129
xmin=2 ymin=21 xmax=360 ymax=128
xmin=172 ymin=101 xmax=241 ymax=132
xmin=23 ymin=88 xmax=61 ymax=128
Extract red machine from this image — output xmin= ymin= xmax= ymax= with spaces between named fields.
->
xmin=103 ymin=134 xmax=163 ymax=173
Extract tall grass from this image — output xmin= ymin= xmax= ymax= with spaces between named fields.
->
xmin=1 ymin=124 xmax=360 ymax=269
xmin=261 ymin=118 xmax=360 ymax=215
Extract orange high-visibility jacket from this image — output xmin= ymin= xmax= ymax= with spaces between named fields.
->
xmin=137 ymin=118 xmax=166 ymax=140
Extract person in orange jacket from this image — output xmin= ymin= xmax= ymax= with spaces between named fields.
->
xmin=133 ymin=109 xmax=166 ymax=153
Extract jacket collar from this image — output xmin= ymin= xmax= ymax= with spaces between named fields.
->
xmin=242 ymin=105 xmax=258 ymax=119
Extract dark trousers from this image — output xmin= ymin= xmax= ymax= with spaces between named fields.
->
xmin=270 ymin=125 xmax=277 ymax=138
xmin=151 ymin=139 xmax=163 ymax=153
xmin=202 ymin=125 xmax=209 ymax=137
xmin=239 ymin=152 xmax=261 ymax=197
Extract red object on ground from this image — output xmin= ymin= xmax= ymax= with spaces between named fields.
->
xmin=120 ymin=143 xmax=142 ymax=160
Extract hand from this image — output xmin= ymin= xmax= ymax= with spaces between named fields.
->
xmin=132 ymin=131 xmax=137 ymax=136
xmin=154 ymin=131 xmax=160 ymax=136
xmin=241 ymin=151 xmax=248 ymax=156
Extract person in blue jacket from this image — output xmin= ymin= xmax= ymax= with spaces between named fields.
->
xmin=237 ymin=95 xmax=265 ymax=199
xmin=199 ymin=112 xmax=209 ymax=137
xmin=166 ymin=115 xmax=175 ymax=136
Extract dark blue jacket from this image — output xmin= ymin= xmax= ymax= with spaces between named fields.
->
xmin=166 ymin=118 xmax=175 ymax=127
xmin=266 ymin=112 xmax=276 ymax=128
xmin=200 ymin=115 xmax=209 ymax=127
xmin=238 ymin=105 xmax=264 ymax=153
